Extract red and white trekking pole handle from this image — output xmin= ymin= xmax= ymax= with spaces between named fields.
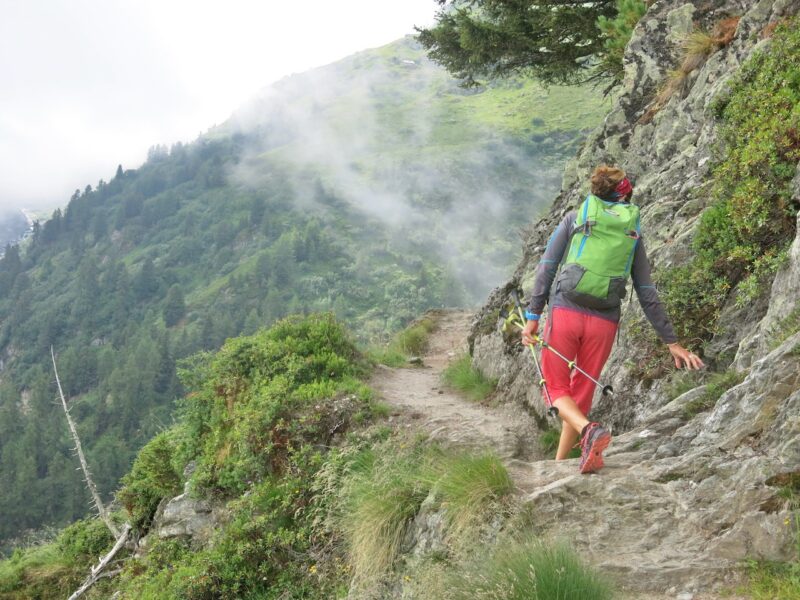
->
xmin=509 ymin=290 xmax=559 ymax=417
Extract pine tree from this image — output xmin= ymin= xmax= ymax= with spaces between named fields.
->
xmin=163 ymin=284 xmax=186 ymax=327
xmin=417 ymin=0 xmax=617 ymax=86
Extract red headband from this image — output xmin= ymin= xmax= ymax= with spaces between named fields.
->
xmin=614 ymin=178 xmax=633 ymax=198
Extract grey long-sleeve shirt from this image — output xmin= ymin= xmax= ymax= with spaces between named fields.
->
xmin=526 ymin=210 xmax=678 ymax=344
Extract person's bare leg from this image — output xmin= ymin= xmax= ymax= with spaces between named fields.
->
xmin=552 ymin=395 xmax=590 ymax=435
xmin=555 ymin=421 xmax=580 ymax=460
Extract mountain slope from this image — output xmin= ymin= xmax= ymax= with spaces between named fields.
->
xmin=0 ymin=36 xmax=608 ymax=545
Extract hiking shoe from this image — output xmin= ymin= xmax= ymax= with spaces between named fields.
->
xmin=579 ymin=423 xmax=611 ymax=474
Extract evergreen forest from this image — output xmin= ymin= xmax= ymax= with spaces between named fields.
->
xmin=0 ymin=37 xmax=608 ymax=546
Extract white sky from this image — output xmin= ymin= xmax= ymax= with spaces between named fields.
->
xmin=0 ymin=0 xmax=437 ymax=210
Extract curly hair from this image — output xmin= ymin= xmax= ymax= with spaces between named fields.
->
xmin=590 ymin=165 xmax=626 ymax=199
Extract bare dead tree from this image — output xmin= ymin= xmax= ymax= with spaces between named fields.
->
xmin=51 ymin=346 xmax=120 ymax=538
xmin=52 ymin=346 xmax=135 ymax=598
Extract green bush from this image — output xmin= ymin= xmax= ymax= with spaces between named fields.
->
xmin=661 ymin=20 xmax=800 ymax=342
xmin=442 ymin=354 xmax=496 ymax=401
xmin=56 ymin=518 xmax=115 ymax=561
xmin=177 ymin=313 xmax=371 ymax=496
xmin=444 ymin=536 xmax=614 ymax=599
xmin=0 ymin=518 xmax=120 ymax=600
xmin=115 ymin=475 xmax=346 ymax=600
xmin=117 ymin=430 xmax=183 ymax=531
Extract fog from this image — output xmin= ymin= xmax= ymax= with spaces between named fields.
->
xmin=228 ymin=42 xmax=564 ymax=300
xmin=0 ymin=0 xmax=436 ymax=212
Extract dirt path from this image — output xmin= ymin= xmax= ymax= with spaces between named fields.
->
xmin=371 ymin=310 xmax=539 ymax=462
xmin=370 ymin=311 xmax=747 ymax=600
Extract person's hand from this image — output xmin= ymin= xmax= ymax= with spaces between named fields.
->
xmin=668 ymin=343 xmax=705 ymax=370
xmin=521 ymin=319 xmax=539 ymax=346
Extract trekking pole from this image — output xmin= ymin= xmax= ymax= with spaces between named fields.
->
xmin=508 ymin=290 xmax=559 ymax=418
xmin=505 ymin=291 xmax=614 ymax=398
xmin=536 ymin=337 xmax=614 ymax=397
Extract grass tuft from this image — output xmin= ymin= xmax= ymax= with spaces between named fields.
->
xmin=426 ymin=452 xmax=513 ymax=533
xmin=443 ymin=536 xmax=614 ymax=599
xmin=539 ymin=427 xmax=580 ymax=459
xmin=640 ymin=17 xmax=740 ymax=124
xmin=442 ymin=354 xmax=496 ymax=401
xmin=339 ymin=444 xmax=513 ymax=584
xmin=682 ymin=370 xmax=745 ymax=418
xmin=742 ymin=560 xmax=800 ymax=599
xmin=370 ymin=315 xmax=438 ymax=367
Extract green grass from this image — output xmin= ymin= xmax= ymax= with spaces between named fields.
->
xmin=339 ymin=448 xmax=429 ymax=583
xmin=768 ymin=305 xmax=800 ymax=351
xmin=661 ymin=19 xmax=800 ymax=341
xmin=539 ymin=427 xmax=581 ymax=459
xmin=665 ymin=370 xmax=702 ymax=401
xmin=426 ymin=452 xmax=513 ymax=533
xmin=442 ymin=536 xmax=614 ymax=600
xmin=369 ymin=315 xmax=438 ymax=367
xmin=682 ymin=370 xmax=745 ymax=418
xmin=0 ymin=519 xmax=116 ymax=600
xmin=339 ymin=444 xmax=513 ymax=584
xmin=442 ymin=354 xmax=496 ymax=401
xmin=742 ymin=560 xmax=800 ymax=599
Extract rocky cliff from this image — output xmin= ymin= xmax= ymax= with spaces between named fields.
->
xmin=469 ymin=0 xmax=800 ymax=593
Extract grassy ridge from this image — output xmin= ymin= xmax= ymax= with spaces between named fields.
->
xmin=0 ymin=314 xmax=611 ymax=599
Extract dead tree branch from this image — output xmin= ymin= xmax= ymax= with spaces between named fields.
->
xmin=51 ymin=346 xmax=120 ymax=538
xmin=67 ymin=524 xmax=131 ymax=600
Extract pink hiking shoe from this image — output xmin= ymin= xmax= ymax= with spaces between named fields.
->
xmin=579 ymin=422 xmax=611 ymax=474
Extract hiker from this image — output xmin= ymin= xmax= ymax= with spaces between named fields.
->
xmin=521 ymin=165 xmax=704 ymax=474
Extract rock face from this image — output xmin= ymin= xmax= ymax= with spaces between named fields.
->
xmin=468 ymin=0 xmax=800 ymax=593
xmin=140 ymin=462 xmax=225 ymax=550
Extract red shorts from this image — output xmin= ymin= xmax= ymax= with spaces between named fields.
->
xmin=540 ymin=307 xmax=617 ymax=416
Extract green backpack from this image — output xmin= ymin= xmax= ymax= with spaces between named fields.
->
xmin=556 ymin=194 xmax=641 ymax=310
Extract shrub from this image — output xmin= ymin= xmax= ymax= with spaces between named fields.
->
xmin=56 ymin=518 xmax=115 ymax=561
xmin=176 ymin=313 xmax=371 ymax=496
xmin=442 ymin=354 xmax=496 ymax=401
xmin=117 ymin=429 xmax=183 ymax=531
xmin=661 ymin=19 xmax=800 ymax=342
xmin=0 ymin=544 xmax=77 ymax=599
xmin=394 ymin=315 xmax=437 ymax=356
xmin=370 ymin=315 xmax=438 ymax=366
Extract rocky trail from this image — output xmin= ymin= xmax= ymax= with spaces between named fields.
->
xmin=371 ymin=311 xmax=540 ymax=464
xmin=371 ymin=310 xmax=779 ymax=599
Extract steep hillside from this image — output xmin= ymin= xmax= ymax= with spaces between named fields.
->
xmin=468 ymin=0 xmax=800 ymax=593
xmin=0 ymin=37 xmax=608 ymax=545
xmin=0 ymin=211 xmax=27 ymax=250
